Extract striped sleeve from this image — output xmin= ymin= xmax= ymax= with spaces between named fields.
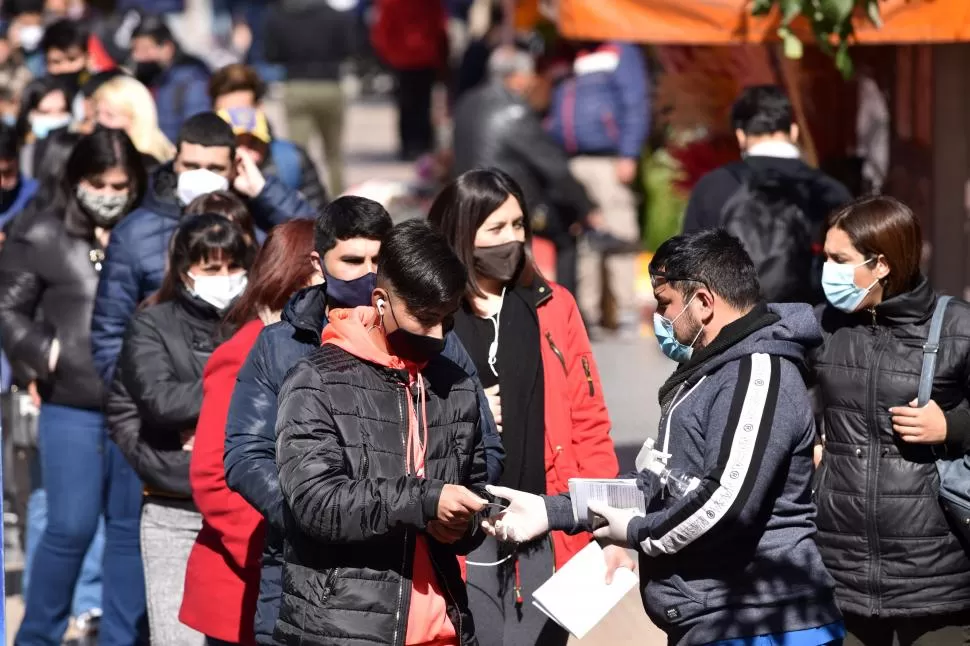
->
xmin=630 ymin=353 xmax=781 ymax=557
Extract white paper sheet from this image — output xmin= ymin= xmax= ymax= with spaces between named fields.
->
xmin=532 ymin=542 xmax=639 ymax=639
xmin=568 ymin=478 xmax=645 ymax=525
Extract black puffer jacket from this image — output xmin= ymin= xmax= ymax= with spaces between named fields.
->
xmin=106 ymin=286 xmax=223 ymax=497
xmin=0 ymin=210 xmax=104 ymax=409
xmin=275 ymin=343 xmax=488 ymax=646
xmin=811 ymin=278 xmax=970 ymax=618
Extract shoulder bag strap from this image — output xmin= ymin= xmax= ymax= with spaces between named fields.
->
xmin=918 ymin=295 xmax=953 ymax=407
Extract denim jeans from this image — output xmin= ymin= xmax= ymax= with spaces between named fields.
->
xmin=100 ymin=439 xmax=148 ymax=646
xmin=23 ymin=451 xmax=105 ymax=617
xmin=16 ymin=404 xmax=105 ymax=645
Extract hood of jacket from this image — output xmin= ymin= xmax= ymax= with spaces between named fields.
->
xmin=660 ymin=302 xmax=821 ymax=404
xmin=281 ymin=283 xmax=329 ymax=339
xmin=322 ymin=306 xmax=407 ymax=371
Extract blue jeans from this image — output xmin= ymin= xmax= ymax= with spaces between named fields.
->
xmin=16 ymin=404 xmax=105 ymax=645
xmin=23 ymin=483 xmax=105 ymax=616
xmin=100 ymin=439 xmax=148 ymax=646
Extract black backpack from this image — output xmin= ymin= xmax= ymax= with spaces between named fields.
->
xmin=720 ymin=163 xmax=816 ymax=303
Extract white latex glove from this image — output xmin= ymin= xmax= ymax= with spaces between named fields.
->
xmin=481 ymin=485 xmax=549 ymax=543
xmin=588 ymin=500 xmax=642 ymax=546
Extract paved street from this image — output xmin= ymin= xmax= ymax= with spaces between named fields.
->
xmin=4 ymin=97 xmax=674 ymax=645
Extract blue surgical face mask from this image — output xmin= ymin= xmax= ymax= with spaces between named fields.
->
xmin=653 ymin=294 xmax=703 ymax=363
xmin=822 ymin=258 xmax=877 ymax=313
xmin=325 ymin=271 xmax=377 ymax=308
xmin=30 ymin=114 xmax=71 ymax=140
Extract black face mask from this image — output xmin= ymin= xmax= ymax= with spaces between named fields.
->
xmin=473 ymin=240 xmax=525 ymax=283
xmin=0 ymin=181 xmax=21 ymax=213
xmin=134 ymin=61 xmax=165 ymax=87
xmin=383 ymin=297 xmax=446 ymax=365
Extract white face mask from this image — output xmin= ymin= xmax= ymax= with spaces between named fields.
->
xmin=188 ymin=272 xmax=247 ymax=311
xmin=176 ymin=168 xmax=230 ymax=206
xmin=19 ymin=25 xmax=44 ymax=52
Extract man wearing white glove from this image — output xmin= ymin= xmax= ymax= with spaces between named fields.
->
xmin=484 ymin=231 xmax=844 ymax=646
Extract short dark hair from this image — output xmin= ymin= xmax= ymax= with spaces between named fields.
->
xmin=827 ymin=195 xmax=922 ymax=299
xmin=649 ymin=229 xmax=762 ymax=311
xmin=147 ymin=213 xmax=256 ymax=307
xmin=176 ymin=112 xmax=237 ymax=157
xmin=427 ymin=168 xmax=536 ymax=298
xmin=40 ymin=19 xmax=89 ymax=54
xmin=183 ymin=190 xmax=255 ymax=243
xmin=62 ymin=128 xmax=148 ymax=238
xmin=730 ymin=85 xmax=793 ymax=137
xmin=314 ymin=196 xmax=393 ymax=257
xmin=80 ymin=69 xmax=129 ymax=98
xmin=0 ymin=123 xmax=19 ymax=161
xmin=208 ymin=63 xmax=266 ymax=104
xmin=131 ymin=14 xmax=175 ymax=45
xmin=377 ymin=220 xmax=467 ymax=326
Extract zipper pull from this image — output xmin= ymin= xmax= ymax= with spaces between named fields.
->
xmin=581 ymin=356 xmax=595 ymax=396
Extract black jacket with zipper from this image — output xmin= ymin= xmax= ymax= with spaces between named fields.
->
xmin=811 ymin=277 xmax=970 ymax=618
xmin=275 ymin=344 xmax=488 ymax=646
xmin=106 ymin=286 xmax=223 ymax=497
xmin=0 ymin=209 xmax=105 ymax=409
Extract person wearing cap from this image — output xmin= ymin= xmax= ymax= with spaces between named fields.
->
xmin=214 ymin=101 xmax=327 ymax=212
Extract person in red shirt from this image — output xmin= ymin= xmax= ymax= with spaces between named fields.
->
xmin=180 ymin=219 xmax=319 ymax=645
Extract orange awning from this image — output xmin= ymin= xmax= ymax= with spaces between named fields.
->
xmin=557 ymin=0 xmax=970 ymax=45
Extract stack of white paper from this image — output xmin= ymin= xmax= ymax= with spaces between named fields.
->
xmin=568 ymin=478 xmax=645 ymax=525
xmin=532 ymin=542 xmax=639 ymax=639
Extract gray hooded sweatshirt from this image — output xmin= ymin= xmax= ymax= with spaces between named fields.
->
xmin=548 ymin=303 xmax=840 ymax=645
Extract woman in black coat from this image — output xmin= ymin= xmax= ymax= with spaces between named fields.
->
xmin=812 ymin=196 xmax=970 ymax=645
xmin=107 ymin=213 xmax=255 ymax=646
xmin=0 ymin=128 xmax=147 ymax=645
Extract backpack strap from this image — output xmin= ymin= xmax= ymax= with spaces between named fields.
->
xmin=918 ymin=295 xmax=953 ymax=406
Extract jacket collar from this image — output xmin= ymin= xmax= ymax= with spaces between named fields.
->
xmin=872 ymin=276 xmax=934 ymax=327
xmin=144 ymin=162 xmax=182 ymax=220
xmin=281 ymin=284 xmax=329 ymax=339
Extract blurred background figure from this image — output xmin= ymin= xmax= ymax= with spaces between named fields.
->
xmin=264 ymin=0 xmax=355 ymax=194
xmin=15 ymin=76 xmax=73 ymax=177
xmin=128 ymin=15 xmax=211 ymax=142
xmin=209 ymin=63 xmax=328 ymax=210
xmin=94 ymin=73 xmax=176 ymax=168
xmin=0 ymin=22 xmax=34 ymax=105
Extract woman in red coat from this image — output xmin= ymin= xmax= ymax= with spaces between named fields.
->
xmin=179 ymin=219 xmax=320 ymax=645
xmin=428 ymin=168 xmax=618 ymax=646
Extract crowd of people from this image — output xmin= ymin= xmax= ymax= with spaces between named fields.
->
xmin=1 ymin=2 xmax=970 ymax=646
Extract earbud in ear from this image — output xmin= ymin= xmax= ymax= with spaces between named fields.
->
xmin=376 ymin=298 xmax=385 ymax=315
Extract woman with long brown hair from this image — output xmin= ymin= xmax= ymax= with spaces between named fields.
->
xmin=179 ymin=219 xmax=320 ymax=646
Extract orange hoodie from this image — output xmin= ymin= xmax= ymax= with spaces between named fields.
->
xmin=323 ymin=307 xmax=458 ymax=646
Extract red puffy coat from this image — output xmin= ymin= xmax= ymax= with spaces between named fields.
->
xmin=370 ymin=0 xmax=447 ymax=71
xmin=536 ymin=282 xmax=618 ymax=568
xmin=180 ymin=320 xmax=266 ymax=644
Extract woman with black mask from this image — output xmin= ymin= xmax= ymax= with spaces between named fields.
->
xmin=0 ymin=127 xmax=146 ymax=646
xmin=427 ymin=168 xmax=617 ymax=646
xmin=107 ymin=213 xmax=255 ymax=646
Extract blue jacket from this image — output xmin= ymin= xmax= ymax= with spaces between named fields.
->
xmin=223 ymin=284 xmax=505 ymax=644
xmin=90 ymin=163 xmax=316 ymax=385
xmin=546 ymin=42 xmax=649 ymax=160
xmin=152 ymin=56 xmax=212 ymax=144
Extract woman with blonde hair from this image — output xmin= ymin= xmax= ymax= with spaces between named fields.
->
xmin=94 ymin=75 xmax=176 ymax=168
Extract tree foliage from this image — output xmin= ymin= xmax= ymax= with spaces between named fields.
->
xmin=751 ymin=0 xmax=882 ymax=77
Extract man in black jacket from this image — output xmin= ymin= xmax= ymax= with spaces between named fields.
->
xmin=276 ymin=220 xmax=489 ymax=645
xmin=452 ymin=46 xmax=602 ymax=296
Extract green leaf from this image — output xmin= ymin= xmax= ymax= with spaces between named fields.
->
xmin=752 ymin=0 xmax=774 ymax=15
xmin=827 ymin=0 xmax=855 ymax=22
xmin=835 ymin=41 xmax=854 ymax=77
xmin=867 ymin=0 xmax=883 ymax=27
xmin=779 ymin=27 xmax=805 ymax=59
xmin=779 ymin=0 xmax=803 ymax=24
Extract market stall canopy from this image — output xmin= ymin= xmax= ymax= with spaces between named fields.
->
xmin=557 ymin=0 xmax=970 ymax=45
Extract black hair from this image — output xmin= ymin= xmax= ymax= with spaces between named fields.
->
xmin=649 ymin=229 xmax=762 ymax=311
xmin=80 ymin=69 xmax=129 ymax=98
xmin=314 ymin=195 xmax=392 ymax=257
xmin=5 ymin=0 xmax=43 ymax=18
xmin=40 ymin=19 xmax=89 ymax=54
xmin=0 ymin=123 xmax=19 ymax=161
xmin=15 ymin=76 xmax=70 ymax=143
xmin=377 ymin=219 xmax=467 ymax=326
xmin=28 ymin=129 xmax=82 ymax=214
xmin=61 ymin=128 xmax=147 ymax=238
xmin=176 ymin=111 xmax=236 ymax=158
xmin=730 ymin=85 xmax=793 ymax=137
xmin=147 ymin=213 xmax=255 ymax=307
xmin=131 ymin=13 xmax=175 ymax=45
xmin=427 ymin=167 xmax=536 ymax=298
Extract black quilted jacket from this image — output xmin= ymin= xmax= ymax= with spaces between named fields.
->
xmin=274 ymin=344 xmax=487 ymax=646
xmin=811 ymin=278 xmax=970 ymax=617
